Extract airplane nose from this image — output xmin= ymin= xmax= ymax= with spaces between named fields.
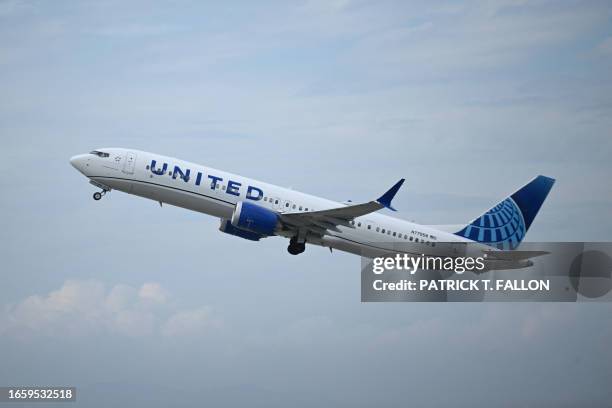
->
xmin=70 ymin=154 xmax=90 ymax=174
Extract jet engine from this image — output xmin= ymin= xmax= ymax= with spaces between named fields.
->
xmin=219 ymin=219 xmax=265 ymax=241
xmin=230 ymin=201 xmax=279 ymax=236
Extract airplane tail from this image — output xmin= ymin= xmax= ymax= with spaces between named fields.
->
xmin=454 ymin=175 xmax=555 ymax=249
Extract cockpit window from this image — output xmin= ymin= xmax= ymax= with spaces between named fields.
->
xmin=90 ymin=150 xmax=110 ymax=158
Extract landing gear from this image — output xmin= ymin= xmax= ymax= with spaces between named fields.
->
xmin=92 ymin=190 xmax=107 ymax=201
xmin=287 ymin=237 xmax=306 ymax=255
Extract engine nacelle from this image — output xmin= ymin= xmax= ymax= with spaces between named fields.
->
xmin=219 ymin=219 xmax=264 ymax=241
xmin=231 ymin=201 xmax=279 ymax=236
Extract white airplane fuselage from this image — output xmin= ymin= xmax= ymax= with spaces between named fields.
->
xmin=70 ymin=148 xmax=476 ymax=256
xmin=70 ymin=148 xmax=554 ymax=268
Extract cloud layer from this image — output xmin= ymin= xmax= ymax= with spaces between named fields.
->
xmin=1 ymin=280 xmax=219 ymax=338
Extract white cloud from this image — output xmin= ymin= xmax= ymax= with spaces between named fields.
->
xmin=3 ymin=280 xmax=108 ymax=336
xmin=138 ymin=282 xmax=168 ymax=304
xmin=0 ymin=280 xmax=219 ymax=338
xmin=106 ymin=283 xmax=138 ymax=312
xmin=161 ymin=306 xmax=220 ymax=337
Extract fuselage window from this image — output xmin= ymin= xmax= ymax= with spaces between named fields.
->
xmin=299 ymin=206 xmax=303 ymax=211
xmin=393 ymin=232 xmax=396 ymax=237
xmin=292 ymin=204 xmax=296 ymax=209
xmin=415 ymin=238 xmax=419 ymax=243
xmin=367 ymin=225 xmax=371 ymax=230
xmin=381 ymin=229 xmax=385 ymax=234
xmin=376 ymin=227 xmax=380 ymax=232
xmin=387 ymin=231 xmax=391 ymax=235
xmin=358 ymin=222 xmax=361 ymax=227
xmin=409 ymin=236 xmax=413 ymax=241
xmin=286 ymin=202 xmax=290 ymax=207
xmin=305 ymin=208 xmax=308 ymax=211
xmin=145 ymin=165 xmax=150 ymax=170
xmin=275 ymin=199 xmax=279 ymax=204
xmin=264 ymin=197 xmax=268 ymax=202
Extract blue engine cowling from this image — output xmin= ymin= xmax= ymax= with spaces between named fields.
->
xmin=219 ymin=219 xmax=265 ymax=241
xmin=230 ymin=201 xmax=279 ymax=236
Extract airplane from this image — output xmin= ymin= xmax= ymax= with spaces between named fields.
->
xmin=70 ymin=148 xmax=555 ymax=270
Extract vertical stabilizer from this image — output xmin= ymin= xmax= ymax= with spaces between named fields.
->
xmin=454 ymin=176 xmax=555 ymax=249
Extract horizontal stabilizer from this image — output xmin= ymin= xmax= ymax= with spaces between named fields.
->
xmin=482 ymin=250 xmax=549 ymax=261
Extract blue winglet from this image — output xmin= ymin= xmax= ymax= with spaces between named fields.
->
xmin=376 ymin=178 xmax=405 ymax=211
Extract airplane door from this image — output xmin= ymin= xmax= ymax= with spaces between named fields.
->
xmin=272 ymin=197 xmax=283 ymax=211
xmin=123 ymin=151 xmax=137 ymax=174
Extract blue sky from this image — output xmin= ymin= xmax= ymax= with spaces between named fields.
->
xmin=1 ymin=1 xmax=611 ymax=406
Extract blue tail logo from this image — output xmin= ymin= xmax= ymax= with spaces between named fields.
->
xmin=455 ymin=175 xmax=555 ymax=249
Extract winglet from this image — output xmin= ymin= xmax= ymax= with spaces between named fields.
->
xmin=376 ymin=178 xmax=405 ymax=211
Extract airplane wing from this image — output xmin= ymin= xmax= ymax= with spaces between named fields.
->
xmin=279 ymin=179 xmax=405 ymax=236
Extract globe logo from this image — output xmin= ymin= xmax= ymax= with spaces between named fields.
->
xmin=457 ymin=198 xmax=526 ymax=250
